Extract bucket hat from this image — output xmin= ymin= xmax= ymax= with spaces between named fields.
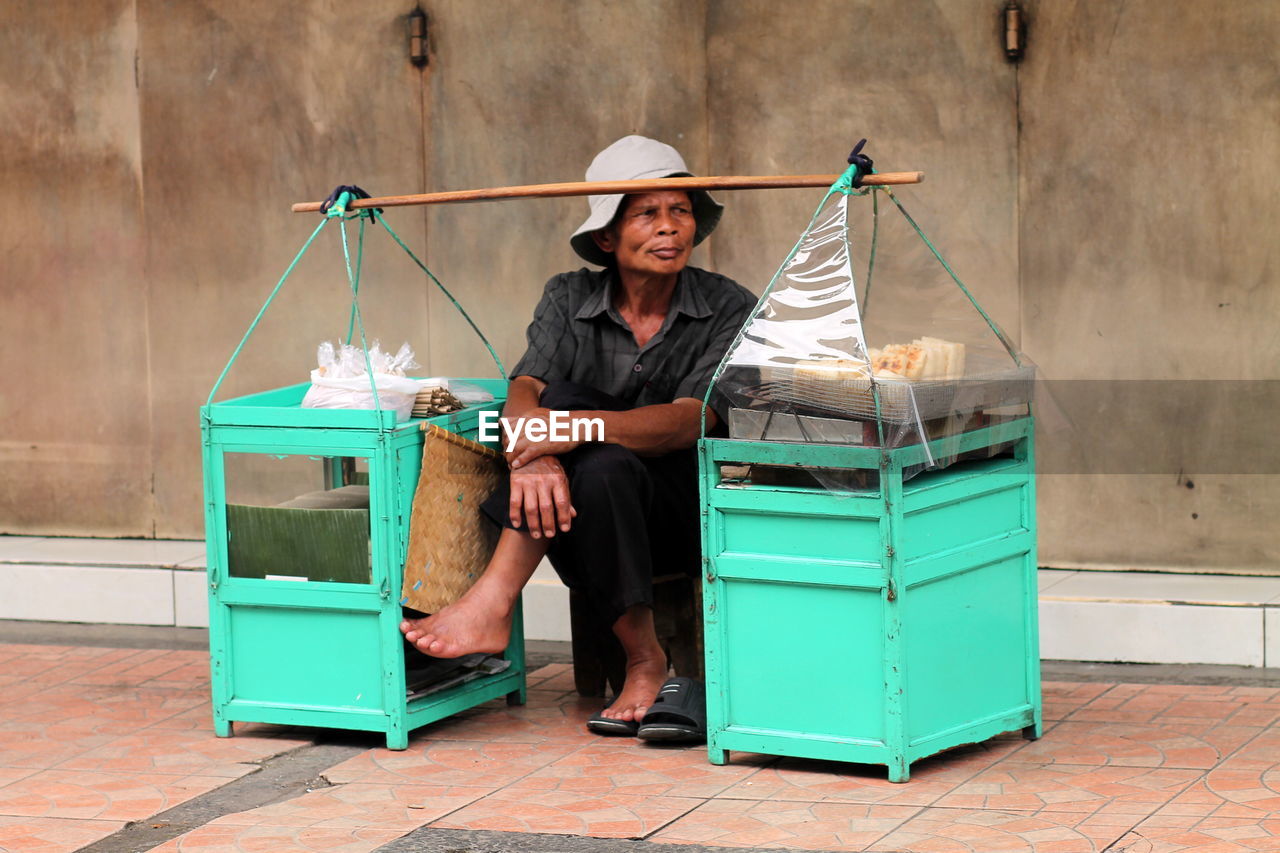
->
xmin=570 ymin=135 xmax=724 ymax=267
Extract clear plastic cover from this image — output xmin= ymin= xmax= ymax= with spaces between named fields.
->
xmin=712 ymin=181 xmax=1034 ymax=489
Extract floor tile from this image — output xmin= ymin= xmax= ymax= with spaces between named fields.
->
xmin=0 ymin=645 xmax=147 ymax=688
xmin=1117 ymin=779 xmax=1280 ymax=851
xmin=1012 ymin=720 xmax=1262 ymax=769
xmin=507 ymin=743 xmax=772 ymax=799
xmin=0 ymin=768 xmax=37 ymax=788
xmin=0 ymin=725 xmax=118 ymax=770
xmin=5 ymin=682 xmax=207 ymax=734
xmin=210 ymin=782 xmax=489 ymax=829
xmin=415 ymin=695 xmax=613 ymax=745
xmin=1198 ymin=759 xmax=1280 ymax=813
xmin=56 ymin=729 xmax=311 ymax=778
xmin=323 ymin=740 xmax=578 ymax=788
xmin=0 ymin=815 xmax=125 ymax=851
xmin=716 ymin=736 xmax=1029 ymax=807
xmin=651 ymin=798 xmax=919 ymax=849
xmin=934 ymin=761 xmax=1203 ymax=815
xmin=146 ymin=823 xmax=404 ymax=852
xmin=868 ymin=806 xmax=1138 ymax=852
xmin=1043 ymin=681 xmax=1116 ymax=722
xmin=431 ymin=789 xmax=703 ymax=838
xmin=0 ymin=769 xmax=228 ymax=821
xmin=1070 ymin=683 xmax=1280 ymax=726
xmin=1214 ymin=729 xmax=1280 ymax=770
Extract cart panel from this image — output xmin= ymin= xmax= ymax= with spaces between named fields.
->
xmin=227 ymin=606 xmax=384 ymax=711
xmin=720 ymin=580 xmax=886 ymax=742
xmin=902 ymin=553 xmax=1036 ymax=739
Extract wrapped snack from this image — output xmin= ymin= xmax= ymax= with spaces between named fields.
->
xmin=302 ymin=340 xmax=421 ymax=422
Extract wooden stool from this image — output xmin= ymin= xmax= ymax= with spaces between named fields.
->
xmin=570 ymin=573 xmax=703 ymax=698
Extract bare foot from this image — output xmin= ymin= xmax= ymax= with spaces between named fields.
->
xmin=399 ymin=586 xmax=513 ymax=658
xmin=600 ymin=647 xmax=669 ymax=723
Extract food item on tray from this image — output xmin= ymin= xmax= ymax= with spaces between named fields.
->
xmin=866 ymin=338 xmax=966 ymax=381
xmin=793 ymin=358 xmax=871 ymax=382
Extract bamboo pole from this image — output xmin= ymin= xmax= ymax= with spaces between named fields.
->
xmin=291 ymin=171 xmax=924 ymax=213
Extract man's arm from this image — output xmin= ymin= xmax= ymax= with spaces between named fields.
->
xmin=506 ymin=399 xmax=718 ymax=468
xmin=501 ymin=375 xmax=577 ymax=539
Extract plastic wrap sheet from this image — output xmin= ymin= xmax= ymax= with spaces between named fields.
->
xmin=712 ymin=181 xmax=1033 ymax=491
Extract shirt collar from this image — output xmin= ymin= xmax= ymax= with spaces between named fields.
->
xmin=573 ymin=268 xmax=713 ymax=323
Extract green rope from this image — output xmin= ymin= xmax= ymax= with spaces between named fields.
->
xmin=861 ymin=189 xmax=879 ymax=313
xmin=344 ymin=215 xmax=367 ymax=345
xmin=338 ymin=215 xmax=385 ymax=425
xmin=881 ymin=188 xmax=1022 ymax=365
xmin=373 ymin=212 xmax=508 ymax=380
xmin=206 ymin=217 xmax=329 ymax=405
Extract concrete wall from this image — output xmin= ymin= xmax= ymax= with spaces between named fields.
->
xmin=1 ymin=1 xmax=1276 ymax=571
xmin=1019 ymin=0 xmax=1280 ymax=571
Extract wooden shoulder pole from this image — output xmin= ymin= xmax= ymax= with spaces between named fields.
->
xmin=291 ymin=172 xmax=924 ymax=213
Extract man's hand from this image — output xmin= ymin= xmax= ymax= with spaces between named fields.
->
xmin=509 ymin=454 xmax=576 ymax=539
xmin=505 ymin=407 xmax=583 ymax=469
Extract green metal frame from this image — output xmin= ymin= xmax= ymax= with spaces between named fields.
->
xmin=698 ymin=418 xmax=1041 ymax=781
xmin=200 ymin=378 xmax=524 ymax=749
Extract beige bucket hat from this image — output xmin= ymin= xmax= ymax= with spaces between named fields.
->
xmin=570 ymin=135 xmax=724 ymax=267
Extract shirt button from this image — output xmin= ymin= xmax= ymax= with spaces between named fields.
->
xmin=633 ymin=363 xmax=643 ymax=373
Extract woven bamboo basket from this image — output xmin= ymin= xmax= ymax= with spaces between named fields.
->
xmin=401 ymin=424 xmax=505 ymax=613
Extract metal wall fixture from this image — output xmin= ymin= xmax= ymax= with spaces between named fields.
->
xmin=408 ymin=7 xmax=428 ymax=68
xmin=1003 ymin=0 xmax=1027 ymax=62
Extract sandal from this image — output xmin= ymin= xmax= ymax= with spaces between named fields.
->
xmin=586 ymin=704 xmax=640 ymax=737
xmin=637 ymin=677 xmax=706 ymax=743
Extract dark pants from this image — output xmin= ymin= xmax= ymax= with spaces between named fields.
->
xmin=479 ymin=381 xmax=701 ymax=629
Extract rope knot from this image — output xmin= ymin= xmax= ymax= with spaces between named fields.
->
xmin=320 ymin=184 xmax=381 ymax=219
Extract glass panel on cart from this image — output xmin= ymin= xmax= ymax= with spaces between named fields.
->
xmin=221 ymin=451 xmax=373 ymax=584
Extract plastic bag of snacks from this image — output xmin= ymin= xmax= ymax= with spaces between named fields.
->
xmin=301 ymin=340 xmax=420 ymax=422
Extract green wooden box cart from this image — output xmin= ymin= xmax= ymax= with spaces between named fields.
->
xmin=200 ymin=191 xmax=524 ymax=749
xmin=698 ymin=420 xmax=1040 ymax=781
xmin=698 ymin=151 xmax=1042 ymax=781
xmin=200 ymin=380 xmax=523 ymax=750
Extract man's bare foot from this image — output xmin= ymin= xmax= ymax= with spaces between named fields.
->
xmin=400 ymin=586 xmax=513 ymax=658
xmin=599 ymin=647 xmax=669 ymax=723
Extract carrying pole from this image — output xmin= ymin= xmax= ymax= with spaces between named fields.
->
xmin=291 ymin=172 xmax=924 ymax=213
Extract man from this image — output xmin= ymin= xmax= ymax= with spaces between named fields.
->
xmin=400 ymin=135 xmax=755 ymax=737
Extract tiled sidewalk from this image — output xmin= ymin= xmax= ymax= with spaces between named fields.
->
xmin=1 ymin=646 xmax=1279 ymax=853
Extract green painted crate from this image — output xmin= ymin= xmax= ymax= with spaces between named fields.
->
xmin=698 ymin=418 xmax=1041 ymax=781
xmin=200 ymin=378 xmax=524 ymax=749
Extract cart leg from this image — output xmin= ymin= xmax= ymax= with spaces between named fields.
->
xmin=385 ymin=729 xmax=409 ymax=750
xmin=213 ymin=715 xmax=233 ymax=738
xmin=707 ymin=745 xmax=729 ymax=766
xmin=1022 ymin=722 xmax=1043 ymax=740
xmin=506 ymin=684 xmax=527 ymax=706
xmin=888 ymin=758 xmax=910 ymax=783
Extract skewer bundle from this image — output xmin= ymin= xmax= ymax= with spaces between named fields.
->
xmin=412 ymin=383 xmax=464 ymax=417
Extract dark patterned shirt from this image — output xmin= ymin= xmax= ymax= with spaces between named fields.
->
xmin=511 ymin=266 xmax=755 ymax=418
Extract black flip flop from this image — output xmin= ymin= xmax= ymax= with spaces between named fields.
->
xmin=586 ymin=704 xmax=640 ymax=737
xmin=637 ymin=677 xmax=706 ymax=743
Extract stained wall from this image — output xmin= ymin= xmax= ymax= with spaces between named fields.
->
xmin=1 ymin=0 xmax=1276 ymax=573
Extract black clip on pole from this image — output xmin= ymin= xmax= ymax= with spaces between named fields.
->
xmin=847 ymin=139 xmax=874 ymax=188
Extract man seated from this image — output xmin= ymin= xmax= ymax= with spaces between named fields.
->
xmin=400 ymin=135 xmax=755 ymax=736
